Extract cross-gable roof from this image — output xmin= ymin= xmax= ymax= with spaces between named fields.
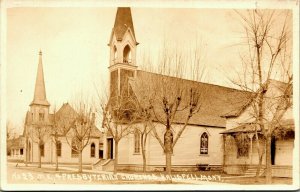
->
xmin=220 ymin=119 xmax=294 ymax=134
xmin=222 ymin=79 xmax=292 ymax=118
xmin=24 ymin=103 xmax=102 ymax=138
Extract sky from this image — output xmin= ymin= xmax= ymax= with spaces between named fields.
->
xmin=6 ymin=7 xmax=294 ymax=133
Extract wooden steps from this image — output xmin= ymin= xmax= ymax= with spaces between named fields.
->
xmin=92 ymin=159 xmax=114 ymax=171
xmin=244 ymin=167 xmax=265 ymax=177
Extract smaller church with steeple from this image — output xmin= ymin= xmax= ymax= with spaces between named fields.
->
xmin=22 ymin=51 xmax=103 ymax=165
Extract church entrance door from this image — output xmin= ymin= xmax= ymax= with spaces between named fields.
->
xmin=107 ymin=138 xmax=114 ymax=159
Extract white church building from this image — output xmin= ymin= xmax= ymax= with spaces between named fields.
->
xmin=98 ymin=8 xmax=294 ymax=177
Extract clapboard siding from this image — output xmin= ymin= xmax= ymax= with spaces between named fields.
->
xmin=275 ymin=139 xmax=293 ymax=166
xmin=29 ymin=137 xmax=101 ymax=164
xmin=117 ymin=123 xmax=225 ymax=166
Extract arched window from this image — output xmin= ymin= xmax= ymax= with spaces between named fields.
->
xmin=91 ymin=143 xmax=95 ymax=157
xmin=134 ymin=130 xmax=140 ymax=153
xmin=39 ymin=108 xmax=44 ymax=121
xmin=40 ymin=142 xmax=45 ymax=157
xmin=56 ymin=141 xmax=62 ymax=157
xmin=71 ymin=139 xmax=79 ymax=157
xmin=123 ymin=45 xmax=131 ymax=63
xmin=113 ymin=46 xmax=117 ymax=60
xmin=200 ymin=132 xmax=208 ymax=154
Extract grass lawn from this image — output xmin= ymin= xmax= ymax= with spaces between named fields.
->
xmin=118 ymin=170 xmax=292 ymax=185
xmin=7 ymin=163 xmax=178 ymax=184
xmin=119 ymin=170 xmax=226 ymax=176
xmin=221 ymin=176 xmax=292 ymax=185
xmin=7 ymin=162 xmax=293 ymax=185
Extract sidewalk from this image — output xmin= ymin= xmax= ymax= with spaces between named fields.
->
xmin=9 ymin=162 xmax=230 ymax=185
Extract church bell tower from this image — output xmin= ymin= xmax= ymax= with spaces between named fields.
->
xmin=108 ymin=7 xmax=138 ymax=97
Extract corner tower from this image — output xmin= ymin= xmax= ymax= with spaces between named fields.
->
xmin=29 ymin=50 xmax=50 ymax=123
xmin=108 ymin=7 xmax=138 ymax=97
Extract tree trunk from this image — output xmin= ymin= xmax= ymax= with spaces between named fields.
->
xmin=257 ymin=87 xmax=267 ymax=183
xmin=142 ymin=149 xmax=146 ymax=173
xmin=78 ymin=150 xmax=83 ymax=173
xmin=255 ymin=149 xmax=264 ymax=182
xmin=38 ymin=144 xmax=41 ymax=168
xmin=113 ymin=140 xmax=118 ymax=174
xmin=265 ymin=134 xmax=272 ymax=184
xmin=165 ymin=151 xmax=172 ymax=175
xmin=164 ymin=125 xmax=173 ymax=180
xmin=141 ymin=134 xmax=147 ymax=173
xmin=254 ymin=132 xmax=263 ymax=182
xmin=55 ymin=143 xmax=58 ymax=171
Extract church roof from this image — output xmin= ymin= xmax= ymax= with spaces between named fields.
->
xmin=129 ymin=70 xmax=252 ymax=128
xmin=220 ymin=119 xmax=294 ymax=134
xmin=25 ymin=103 xmax=102 ymax=138
xmin=30 ymin=51 xmax=50 ymax=106
xmin=113 ymin=7 xmax=136 ymax=41
xmin=54 ymin=103 xmax=78 ymax=135
xmin=222 ymin=79 xmax=292 ymax=118
xmin=54 ymin=103 xmax=102 ymax=138
xmin=220 ymin=123 xmax=258 ymax=134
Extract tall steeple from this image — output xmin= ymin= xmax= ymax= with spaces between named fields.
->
xmin=30 ymin=50 xmax=50 ymax=106
xmin=108 ymin=7 xmax=138 ymax=97
xmin=113 ymin=7 xmax=136 ymax=41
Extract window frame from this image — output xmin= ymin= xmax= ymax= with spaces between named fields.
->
xmin=56 ymin=141 xmax=62 ymax=157
xmin=40 ymin=142 xmax=45 ymax=157
xmin=39 ymin=112 xmax=44 ymax=121
xmin=90 ymin=142 xmax=96 ymax=158
xmin=134 ymin=130 xmax=141 ymax=154
xmin=200 ymin=132 xmax=209 ymax=155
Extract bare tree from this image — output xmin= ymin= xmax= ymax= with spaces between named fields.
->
xmin=135 ymin=39 xmax=207 ymax=177
xmin=28 ymin=121 xmax=51 ymax=168
xmin=51 ymin=106 xmax=66 ymax=171
xmin=231 ymin=9 xmax=292 ymax=183
xmin=6 ymin=121 xmax=16 ymax=140
xmin=134 ymin=98 xmax=156 ymax=173
xmin=65 ymin=103 xmax=95 ymax=173
xmin=6 ymin=121 xmax=16 ymax=157
xmin=150 ymin=75 xmax=203 ymax=177
xmin=100 ymin=88 xmax=139 ymax=174
xmin=138 ymin=115 xmax=155 ymax=173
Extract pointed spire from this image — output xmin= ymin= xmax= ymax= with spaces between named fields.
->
xmin=30 ymin=50 xmax=50 ymax=106
xmin=113 ymin=7 xmax=136 ymax=41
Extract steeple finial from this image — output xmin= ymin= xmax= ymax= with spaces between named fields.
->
xmin=30 ymin=50 xmax=50 ymax=106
